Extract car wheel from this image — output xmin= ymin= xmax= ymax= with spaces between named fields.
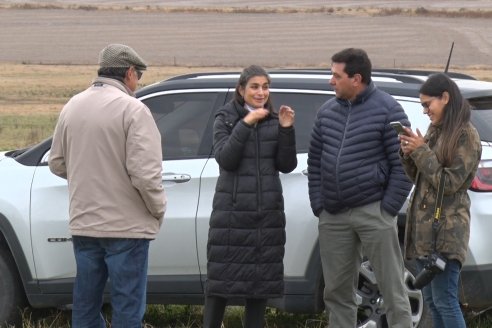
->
xmin=355 ymin=260 xmax=430 ymax=327
xmin=0 ymin=248 xmax=26 ymax=327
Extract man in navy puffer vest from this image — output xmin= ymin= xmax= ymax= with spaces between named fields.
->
xmin=308 ymin=48 xmax=413 ymax=328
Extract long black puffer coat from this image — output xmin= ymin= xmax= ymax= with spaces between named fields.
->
xmin=206 ymin=100 xmax=297 ymax=299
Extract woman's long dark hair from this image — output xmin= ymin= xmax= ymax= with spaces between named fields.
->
xmin=234 ymin=65 xmax=273 ymax=110
xmin=420 ymin=73 xmax=471 ymax=167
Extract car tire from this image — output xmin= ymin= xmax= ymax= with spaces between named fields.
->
xmin=0 ymin=248 xmax=26 ymax=327
xmin=355 ymin=260 xmax=430 ymax=328
xmin=315 ymin=260 xmax=430 ymax=327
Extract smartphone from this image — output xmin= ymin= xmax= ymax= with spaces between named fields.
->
xmin=389 ymin=121 xmax=409 ymax=135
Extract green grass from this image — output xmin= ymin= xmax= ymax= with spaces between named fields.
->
xmin=0 ymin=113 xmax=58 ymax=151
xmin=13 ymin=304 xmax=492 ymax=328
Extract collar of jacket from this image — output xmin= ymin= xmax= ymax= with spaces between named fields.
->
xmin=215 ymin=100 xmax=278 ymax=120
xmin=237 ymin=100 xmax=279 ymax=118
xmin=336 ymin=81 xmax=376 ymax=107
xmin=234 ymin=100 xmax=275 ymax=118
xmin=233 ymin=100 xmax=249 ymax=118
xmin=92 ymin=76 xmax=135 ymax=97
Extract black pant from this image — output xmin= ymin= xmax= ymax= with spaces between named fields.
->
xmin=203 ymin=296 xmax=267 ymax=328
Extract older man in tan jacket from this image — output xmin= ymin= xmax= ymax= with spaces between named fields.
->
xmin=49 ymin=44 xmax=167 ymax=328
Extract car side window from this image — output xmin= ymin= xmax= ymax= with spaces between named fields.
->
xmin=141 ymin=92 xmax=223 ymax=160
xmin=269 ymin=92 xmax=332 ymax=152
xmin=471 ymin=110 xmax=492 ymax=142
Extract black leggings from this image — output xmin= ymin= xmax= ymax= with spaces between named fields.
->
xmin=203 ymin=296 xmax=267 ymax=328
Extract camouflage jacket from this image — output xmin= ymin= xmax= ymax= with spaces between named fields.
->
xmin=401 ymin=123 xmax=482 ymax=264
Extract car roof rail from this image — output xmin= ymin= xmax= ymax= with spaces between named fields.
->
xmin=166 ymin=69 xmax=425 ymax=84
xmin=270 ymin=67 xmax=476 ymax=79
xmin=372 ymin=68 xmax=477 ymax=80
xmin=268 ymin=68 xmax=426 ymax=84
xmin=165 ymin=71 xmax=239 ymax=81
xmin=163 ymin=68 xmax=477 ymax=84
xmin=270 ymin=68 xmax=478 ymax=83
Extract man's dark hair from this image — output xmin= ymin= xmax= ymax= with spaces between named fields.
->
xmin=97 ymin=67 xmax=129 ymax=82
xmin=331 ymin=48 xmax=372 ymax=84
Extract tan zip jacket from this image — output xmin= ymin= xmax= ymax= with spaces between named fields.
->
xmin=49 ymin=77 xmax=167 ymax=239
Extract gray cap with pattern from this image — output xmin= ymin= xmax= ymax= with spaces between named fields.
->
xmin=98 ymin=44 xmax=147 ymax=71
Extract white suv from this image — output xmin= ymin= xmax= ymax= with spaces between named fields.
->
xmin=1 ymin=69 xmax=491 ymax=327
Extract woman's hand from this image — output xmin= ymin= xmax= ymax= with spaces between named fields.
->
xmin=399 ymin=127 xmax=425 ymax=155
xmin=279 ymin=105 xmax=295 ymax=127
xmin=243 ymin=108 xmax=269 ymax=125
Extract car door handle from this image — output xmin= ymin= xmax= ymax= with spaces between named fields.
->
xmin=162 ymin=173 xmax=191 ymax=183
xmin=302 ymin=169 xmax=308 ymax=176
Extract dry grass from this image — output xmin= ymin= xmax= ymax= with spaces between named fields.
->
xmin=2 ymin=63 xmax=490 ymax=113
xmin=2 ymin=2 xmax=492 ymax=18
xmin=15 ymin=303 xmax=492 ymax=327
xmin=1 ymin=63 xmax=491 ymax=150
xmin=0 ymin=64 xmax=241 ymax=150
xmin=0 ymin=64 xmax=240 ymax=112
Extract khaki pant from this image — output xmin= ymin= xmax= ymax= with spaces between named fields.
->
xmin=318 ymin=201 xmax=412 ymax=328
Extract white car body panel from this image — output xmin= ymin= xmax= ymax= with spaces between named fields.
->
xmin=148 ymin=159 xmax=206 ymax=276
xmin=0 ymin=158 xmax=37 ymax=275
xmin=30 ymin=165 xmax=74 ymax=279
xmin=28 ymin=157 xmax=208 ymax=279
xmin=466 ymin=144 xmax=492 ymax=267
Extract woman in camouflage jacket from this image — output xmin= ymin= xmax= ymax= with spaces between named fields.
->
xmin=399 ymin=73 xmax=482 ymax=328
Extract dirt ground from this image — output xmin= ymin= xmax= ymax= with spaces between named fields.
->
xmin=0 ymin=1 xmax=491 ymax=75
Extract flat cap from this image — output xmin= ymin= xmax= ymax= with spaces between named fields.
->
xmin=98 ymin=44 xmax=147 ymax=71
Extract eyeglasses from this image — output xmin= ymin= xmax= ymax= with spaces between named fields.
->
xmin=135 ymin=68 xmax=143 ymax=80
xmin=129 ymin=66 xmax=143 ymax=80
xmin=421 ymin=97 xmax=437 ymax=110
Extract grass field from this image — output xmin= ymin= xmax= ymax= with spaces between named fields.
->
xmin=21 ymin=305 xmax=328 ymax=328
xmin=15 ymin=303 xmax=492 ymax=327
xmin=1 ymin=63 xmax=492 ymax=151
xmin=0 ymin=63 xmax=242 ymax=150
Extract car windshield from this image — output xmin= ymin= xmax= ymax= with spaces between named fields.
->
xmin=471 ymin=109 xmax=492 ymax=142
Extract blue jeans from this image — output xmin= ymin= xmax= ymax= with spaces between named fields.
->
xmin=72 ymin=236 xmax=150 ymax=328
xmin=417 ymin=259 xmax=465 ymax=328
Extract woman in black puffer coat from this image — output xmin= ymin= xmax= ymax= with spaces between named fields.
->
xmin=203 ymin=65 xmax=297 ymax=328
